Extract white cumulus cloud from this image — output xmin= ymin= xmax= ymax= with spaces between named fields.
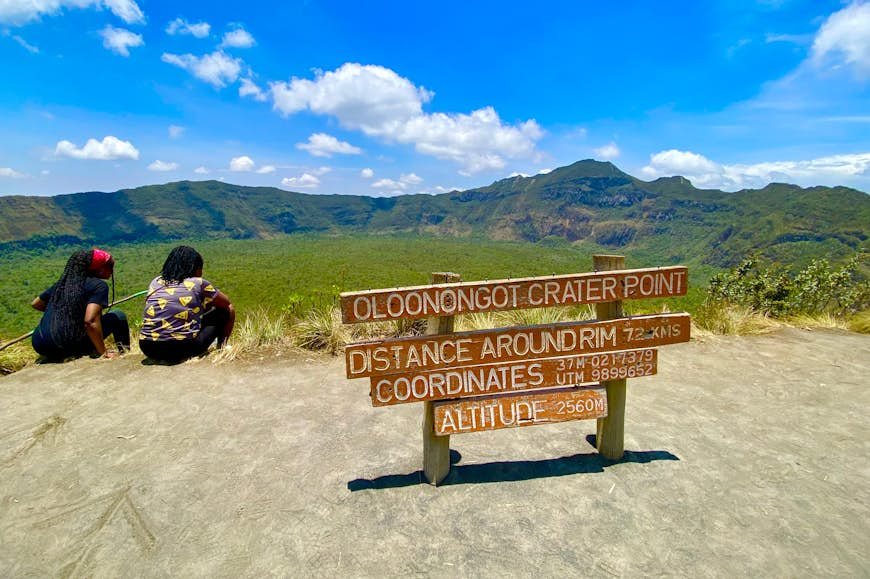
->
xmin=269 ymin=63 xmax=542 ymax=174
xmin=296 ymin=133 xmax=362 ymax=158
xmin=271 ymin=63 xmax=429 ymax=128
xmin=165 ymin=17 xmax=210 ymax=38
xmin=148 ymin=160 xmax=179 ymax=171
xmin=256 ymin=165 xmax=275 ymax=174
xmin=99 ymin=25 xmax=143 ymax=56
xmin=371 ymin=178 xmax=402 ymax=189
xmin=102 ymin=0 xmax=144 ymax=24
xmin=194 ymin=166 xmax=209 ymax=174
xmin=239 ymin=77 xmax=267 ymax=101
xmin=371 ymin=172 xmax=423 ymax=192
xmin=54 ymin=136 xmax=139 ymax=160
xmin=641 ymin=149 xmax=870 ymax=190
xmin=162 ymin=50 xmax=242 ymax=88
xmin=360 ymin=168 xmax=374 ymax=178
xmin=0 ymin=0 xmax=145 ymax=25
xmin=396 ymin=107 xmax=543 ymax=175
xmin=168 ymin=125 xmax=184 ymax=138
xmin=0 ymin=167 xmax=26 ymax=178
xmin=594 ymin=142 xmax=621 ymax=160
xmin=221 ymin=26 xmax=255 ymax=48
xmin=281 ymin=174 xmax=320 ymax=189
xmin=811 ymin=2 xmax=870 ymax=78
xmin=229 ymin=155 xmax=255 ymax=172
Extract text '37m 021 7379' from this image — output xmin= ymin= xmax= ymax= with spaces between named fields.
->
xmin=340 ymin=259 xmax=690 ymax=485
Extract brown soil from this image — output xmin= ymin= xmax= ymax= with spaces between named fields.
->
xmin=1 ymin=328 xmax=868 ymax=576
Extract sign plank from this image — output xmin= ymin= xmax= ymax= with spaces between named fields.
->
xmin=370 ymin=348 xmax=657 ymax=406
xmin=433 ymin=386 xmax=608 ymax=436
xmin=345 ymin=312 xmax=689 ymax=378
xmin=340 ymin=266 xmax=688 ymax=323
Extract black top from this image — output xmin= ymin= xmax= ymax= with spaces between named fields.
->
xmin=32 ymin=278 xmax=109 ymax=355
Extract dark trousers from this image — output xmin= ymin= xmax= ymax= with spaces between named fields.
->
xmin=103 ymin=311 xmax=131 ymax=349
xmin=139 ymin=307 xmax=229 ymax=363
xmin=33 ymin=311 xmax=130 ymax=359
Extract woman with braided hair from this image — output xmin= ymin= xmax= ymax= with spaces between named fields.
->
xmin=31 ymin=248 xmax=130 ymax=360
xmin=139 ymin=245 xmax=235 ymax=363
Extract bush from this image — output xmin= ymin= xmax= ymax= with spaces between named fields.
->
xmin=706 ymin=255 xmax=870 ymax=318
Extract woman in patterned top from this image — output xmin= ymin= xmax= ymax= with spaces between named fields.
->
xmin=139 ymin=245 xmax=235 ymax=363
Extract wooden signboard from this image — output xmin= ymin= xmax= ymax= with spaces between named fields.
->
xmin=371 ymin=348 xmax=656 ymax=406
xmin=340 ymin=258 xmax=690 ymax=484
xmin=346 ymin=312 xmax=689 ymax=379
xmin=433 ymin=386 xmax=608 ymax=436
xmin=340 ymin=266 xmax=687 ymax=324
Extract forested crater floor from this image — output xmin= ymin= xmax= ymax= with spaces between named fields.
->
xmin=1 ymin=328 xmax=868 ymax=576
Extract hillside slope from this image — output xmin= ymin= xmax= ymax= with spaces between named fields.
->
xmin=1 ymin=160 xmax=868 ymax=267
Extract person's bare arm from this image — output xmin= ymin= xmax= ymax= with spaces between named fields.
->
xmin=84 ymin=303 xmax=114 ymax=358
xmin=211 ymin=291 xmax=232 ymax=310
xmin=31 ymin=297 xmax=47 ymax=312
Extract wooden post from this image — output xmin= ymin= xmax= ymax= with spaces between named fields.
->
xmin=593 ymin=255 xmax=626 ymax=460
xmin=422 ymin=271 xmax=461 ymax=485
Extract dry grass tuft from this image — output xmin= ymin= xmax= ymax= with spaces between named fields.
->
xmin=847 ymin=310 xmax=870 ymax=334
xmin=500 ymin=306 xmax=574 ymax=327
xmin=292 ymin=306 xmax=350 ymax=355
xmin=692 ymin=300 xmax=781 ymax=335
xmin=786 ymin=313 xmax=849 ymax=331
xmin=457 ymin=306 xmax=582 ymax=332
xmin=347 ymin=317 xmax=427 ymax=342
xmin=213 ymin=308 xmax=291 ymax=362
xmin=455 ymin=311 xmax=501 ymax=332
xmin=0 ymin=341 xmax=35 ymax=375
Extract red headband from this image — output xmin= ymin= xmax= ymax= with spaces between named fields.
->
xmin=89 ymin=248 xmax=113 ymax=273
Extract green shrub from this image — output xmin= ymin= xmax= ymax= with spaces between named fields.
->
xmin=706 ymin=255 xmax=870 ymax=318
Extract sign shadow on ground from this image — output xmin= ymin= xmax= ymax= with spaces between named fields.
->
xmin=347 ymin=437 xmax=679 ymax=491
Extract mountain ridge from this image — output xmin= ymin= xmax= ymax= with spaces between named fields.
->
xmin=1 ymin=160 xmax=867 ymax=269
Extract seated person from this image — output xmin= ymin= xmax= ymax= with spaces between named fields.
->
xmin=139 ymin=245 xmax=234 ymax=363
xmin=31 ymin=248 xmax=129 ymax=360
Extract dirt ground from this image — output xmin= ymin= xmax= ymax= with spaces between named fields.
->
xmin=1 ymin=327 xmax=868 ymax=577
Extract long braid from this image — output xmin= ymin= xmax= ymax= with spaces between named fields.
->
xmin=48 ymin=250 xmax=92 ymax=346
xmin=161 ymin=246 xmax=203 ymax=285
xmin=106 ymin=270 xmax=116 ymax=312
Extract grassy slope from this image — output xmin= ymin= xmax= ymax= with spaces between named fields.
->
xmin=0 ymin=234 xmax=706 ymax=339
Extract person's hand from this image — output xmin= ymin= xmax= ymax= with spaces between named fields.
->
xmin=102 ymin=349 xmax=119 ymax=359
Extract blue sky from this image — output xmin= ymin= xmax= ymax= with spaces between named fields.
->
xmin=1 ymin=0 xmax=869 ymax=197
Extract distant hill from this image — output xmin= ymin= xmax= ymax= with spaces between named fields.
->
xmin=1 ymin=160 xmax=867 ymax=268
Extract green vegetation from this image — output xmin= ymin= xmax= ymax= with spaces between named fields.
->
xmin=705 ymin=255 xmax=869 ymax=317
xmin=693 ymin=255 xmax=870 ymax=335
xmin=0 ymin=233 xmax=706 ymax=340
xmin=2 ymin=234 xmax=867 ymax=374
xmin=2 ymin=161 xmax=867 ymax=275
